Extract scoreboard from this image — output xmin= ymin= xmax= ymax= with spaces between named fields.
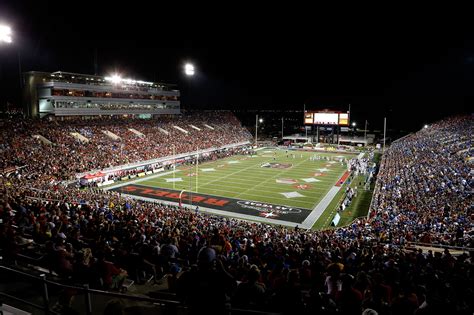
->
xmin=304 ymin=113 xmax=314 ymax=124
xmin=304 ymin=111 xmax=349 ymax=126
xmin=314 ymin=113 xmax=339 ymax=125
xmin=338 ymin=113 xmax=349 ymax=125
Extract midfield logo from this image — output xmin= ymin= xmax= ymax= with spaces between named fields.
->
xmin=294 ymin=184 xmax=312 ymax=190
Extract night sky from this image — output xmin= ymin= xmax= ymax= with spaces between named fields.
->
xmin=0 ymin=2 xmax=472 ymax=131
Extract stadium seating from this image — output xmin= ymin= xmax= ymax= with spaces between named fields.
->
xmin=0 ymin=114 xmax=472 ymax=314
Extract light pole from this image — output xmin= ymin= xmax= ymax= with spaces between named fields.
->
xmin=304 ymin=104 xmax=308 ymax=141
xmin=255 ymin=115 xmax=263 ymax=147
xmin=364 ymin=119 xmax=368 ymax=146
xmin=364 ymin=120 xmax=368 ymax=146
xmin=181 ymin=62 xmax=195 ymax=112
xmin=172 ymin=144 xmax=176 ymax=190
xmin=0 ymin=24 xmax=22 ymax=97
xmin=189 ymin=158 xmax=192 ymax=206
xmin=281 ymin=117 xmax=284 ymax=140
xmin=255 ymin=114 xmax=258 ymax=146
xmin=17 ymin=50 xmax=22 ymax=90
xmin=195 ymin=147 xmax=199 ymax=193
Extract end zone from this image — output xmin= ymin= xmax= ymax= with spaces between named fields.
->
xmin=109 ymin=184 xmax=312 ymax=227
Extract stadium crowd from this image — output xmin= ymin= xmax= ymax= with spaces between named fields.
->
xmin=369 ymin=116 xmax=473 ymax=248
xmin=0 ymin=111 xmax=251 ymax=181
xmin=0 ymin=114 xmax=472 ymax=314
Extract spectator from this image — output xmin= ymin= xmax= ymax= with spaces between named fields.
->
xmin=177 ymin=247 xmax=236 ymax=314
xmin=233 ymin=265 xmax=266 ymax=309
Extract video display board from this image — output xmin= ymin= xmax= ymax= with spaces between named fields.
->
xmin=313 ymin=113 xmax=339 ymax=125
xmin=304 ymin=111 xmax=350 ymax=126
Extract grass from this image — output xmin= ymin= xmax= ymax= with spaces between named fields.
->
xmin=311 ymin=182 xmax=348 ymax=230
xmin=336 ymin=176 xmax=374 ymax=226
xmin=105 ymin=148 xmax=379 ymax=230
xmin=312 ymin=152 xmax=379 ymax=230
xmin=373 ymin=152 xmax=382 ymax=164
xmin=135 ymin=149 xmax=354 ymax=210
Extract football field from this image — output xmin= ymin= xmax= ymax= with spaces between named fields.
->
xmin=108 ymin=148 xmax=356 ymax=227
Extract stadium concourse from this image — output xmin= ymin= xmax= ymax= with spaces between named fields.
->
xmin=0 ymin=114 xmax=473 ymax=314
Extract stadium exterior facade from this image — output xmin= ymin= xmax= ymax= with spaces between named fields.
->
xmin=23 ymin=71 xmax=180 ymax=118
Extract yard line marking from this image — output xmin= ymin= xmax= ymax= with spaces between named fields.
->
xmin=156 ymin=173 xmax=339 ymax=185
xmin=301 ymin=186 xmax=341 ymax=229
xmin=234 ymin=156 xmax=311 ymax=199
xmin=194 ymin=158 xmax=276 ymax=190
xmin=167 ymin=181 xmax=330 ymax=193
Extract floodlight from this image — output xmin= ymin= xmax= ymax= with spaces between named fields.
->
xmin=109 ymin=74 xmax=122 ymax=84
xmin=0 ymin=24 xmax=12 ymax=43
xmin=184 ymin=63 xmax=195 ymax=76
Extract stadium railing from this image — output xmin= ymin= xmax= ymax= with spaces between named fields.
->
xmin=405 ymin=241 xmax=474 ymax=254
xmin=366 ymin=152 xmax=382 ymax=219
xmin=0 ymin=265 xmax=281 ymax=315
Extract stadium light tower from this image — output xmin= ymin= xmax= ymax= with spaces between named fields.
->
xmin=1 ymin=24 xmax=22 ymax=92
xmin=110 ymin=74 xmax=122 ymax=84
xmin=255 ymin=115 xmax=263 ymax=146
xmin=0 ymin=24 xmax=12 ymax=43
xmin=281 ymin=117 xmax=284 ymax=139
xmin=184 ymin=63 xmax=195 ymax=76
xmin=364 ymin=120 xmax=368 ymax=145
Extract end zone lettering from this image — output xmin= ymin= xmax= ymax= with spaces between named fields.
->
xmin=119 ymin=185 xmax=229 ymax=208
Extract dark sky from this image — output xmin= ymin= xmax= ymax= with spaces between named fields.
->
xmin=0 ymin=2 xmax=472 ymax=130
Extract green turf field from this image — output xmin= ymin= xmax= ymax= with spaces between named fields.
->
xmin=136 ymin=148 xmax=355 ymax=210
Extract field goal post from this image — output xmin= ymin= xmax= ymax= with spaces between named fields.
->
xmin=179 ymin=189 xmax=193 ymax=208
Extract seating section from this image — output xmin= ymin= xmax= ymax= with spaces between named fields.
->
xmin=369 ymin=116 xmax=473 ymax=247
xmin=0 ymin=114 xmax=472 ymax=314
xmin=0 ymin=111 xmax=251 ymax=180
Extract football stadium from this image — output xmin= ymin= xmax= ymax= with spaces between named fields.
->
xmin=0 ymin=7 xmax=473 ymax=315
